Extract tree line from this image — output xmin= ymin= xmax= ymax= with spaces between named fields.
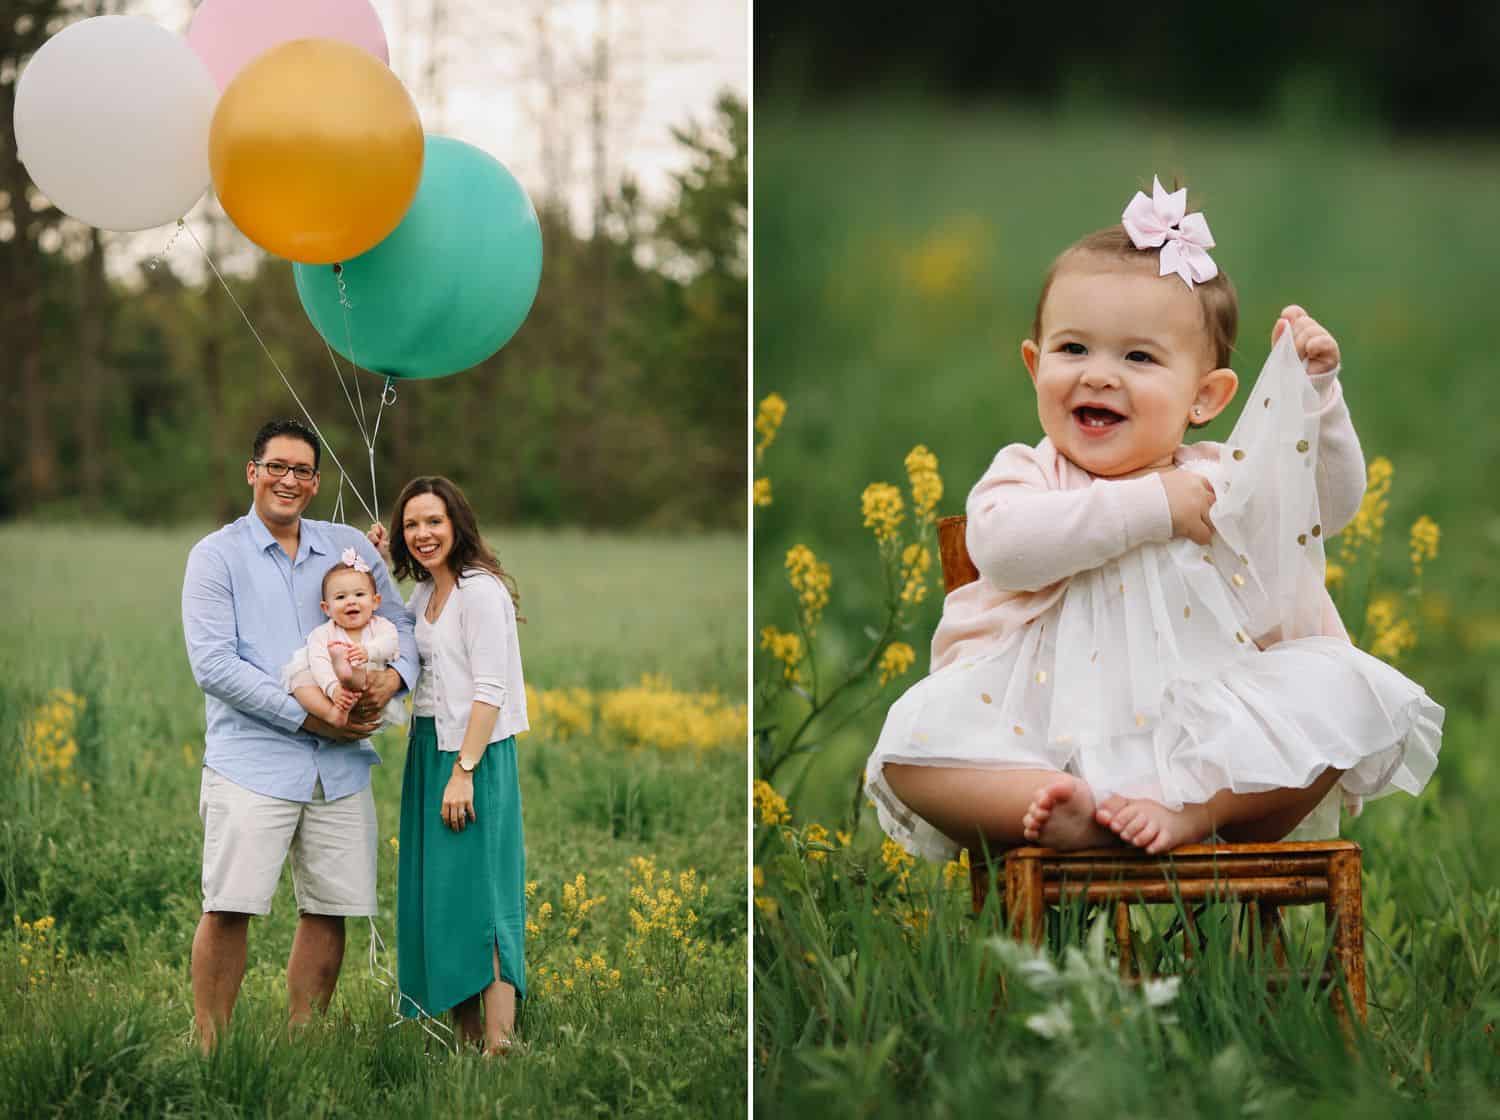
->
xmin=1 ymin=6 xmax=746 ymax=530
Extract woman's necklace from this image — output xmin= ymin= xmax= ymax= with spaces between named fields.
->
xmin=425 ymin=578 xmax=455 ymax=623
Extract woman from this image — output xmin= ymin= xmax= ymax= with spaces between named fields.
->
xmin=373 ymin=476 xmax=529 ymax=1054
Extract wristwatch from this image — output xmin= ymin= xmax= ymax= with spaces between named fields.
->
xmin=457 ymin=755 xmax=477 ymax=774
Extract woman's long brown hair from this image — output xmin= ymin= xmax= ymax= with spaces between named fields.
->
xmin=388 ymin=476 xmax=522 ymax=616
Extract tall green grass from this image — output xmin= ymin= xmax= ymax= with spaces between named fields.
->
xmin=0 ymin=523 xmax=747 ymax=1116
xmin=753 ymin=102 xmax=1500 ymax=1112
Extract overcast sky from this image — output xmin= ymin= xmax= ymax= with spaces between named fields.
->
xmin=111 ymin=0 xmax=747 ymax=272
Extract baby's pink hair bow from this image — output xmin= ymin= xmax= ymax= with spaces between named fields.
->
xmin=340 ymin=547 xmax=371 ymax=574
xmin=1121 ymin=176 xmax=1218 ymax=289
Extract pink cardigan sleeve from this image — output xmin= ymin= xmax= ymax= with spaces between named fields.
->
xmin=965 ymin=444 xmax=1175 ymax=593
xmin=1307 ymin=368 xmax=1365 ymax=536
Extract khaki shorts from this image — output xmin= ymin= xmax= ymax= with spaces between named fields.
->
xmin=199 ymin=767 xmax=378 ymax=917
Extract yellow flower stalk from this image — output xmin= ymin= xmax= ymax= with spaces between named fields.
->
xmin=861 ymin=483 xmax=905 ymax=542
xmin=1340 ymin=456 xmax=1393 ymax=566
xmin=1409 ymin=515 xmax=1440 ymax=578
xmin=899 ymin=543 xmax=932 ymax=605
xmin=760 ymin=626 xmax=805 ymax=683
xmin=784 ymin=545 xmax=831 ymax=632
xmin=904 ymin=445 xmax=944 ymax=524
xmin=878 ymin=642 xmax=917 ymax=686
xmin=755 ymin=393 xmax=787 ymax=463
xmin=753 ymin=779 xmax=791 ymax=826
xmin=753 ymin=477 xmax=772 ymax=508
xmin=804 ymin=822 xmax=831 ymax=862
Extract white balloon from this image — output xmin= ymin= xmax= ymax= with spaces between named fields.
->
xmin=14 ymin=15 xmax=218 ymax=232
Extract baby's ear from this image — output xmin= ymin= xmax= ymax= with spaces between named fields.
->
xmin=1021 ymin=340 xmax=1040 ymax=384
xmin=1192 ymin=367 xmax=1238 ymax=423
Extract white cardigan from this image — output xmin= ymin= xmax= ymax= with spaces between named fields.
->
xmin=408 ymin=568 xmax=529 ymax=751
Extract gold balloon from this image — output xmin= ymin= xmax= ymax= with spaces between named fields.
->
xmin=210 ymin=38 xmax=423 ymax=264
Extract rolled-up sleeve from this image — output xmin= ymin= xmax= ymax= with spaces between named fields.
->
xmin=459 ymin=575 xmax=513 ymax=710
xmin=182 ymin=541 xmax=307 ymax=734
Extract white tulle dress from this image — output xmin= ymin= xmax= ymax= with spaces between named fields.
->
xmin=866 ymin=333 xmax=1443 ymax=862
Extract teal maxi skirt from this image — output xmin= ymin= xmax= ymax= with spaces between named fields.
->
xmin=397 ymin=717 xmax=526 ymax=1017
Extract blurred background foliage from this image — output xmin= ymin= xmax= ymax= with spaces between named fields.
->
xmin=753 ymin=9 xmax=1500 ymax=826
xmin=1 ymin=1 xmax=746 ymax=530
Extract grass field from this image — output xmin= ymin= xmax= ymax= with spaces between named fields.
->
xmin=0 ymin=523 xmax=748 ymax=1117
xmin=752 ymin=102 xmax=1500 ymax=1113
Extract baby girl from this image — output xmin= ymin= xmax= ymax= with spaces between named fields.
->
xmin=864 ymin=177 xmax=1442 ymax=861
xmin=283 ymin=548 xmax=406 ymax=730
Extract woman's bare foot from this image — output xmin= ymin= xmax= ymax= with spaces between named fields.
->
xmin=1021 ymin=775 xmax=1118 ymax=850
xmin=1094 ymin=796 xmax=1213 ymax=855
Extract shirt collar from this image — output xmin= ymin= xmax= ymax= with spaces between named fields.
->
xmin=245 ymin=505 xmax=331 ymax=566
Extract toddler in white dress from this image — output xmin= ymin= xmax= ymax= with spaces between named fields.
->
xmin=865 ymin=178 xmax=1442 ymax=862
xmin=282 ymin=548 xmax=407 ymax=730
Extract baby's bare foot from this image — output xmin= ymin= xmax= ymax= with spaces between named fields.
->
xmin=329 ymin=642 xmax=366 ymax=691
xmin=1021 ymin=775 xmax=1118 ymax=850
xmin=1094 ymin=797 xmax=1212 ymax=855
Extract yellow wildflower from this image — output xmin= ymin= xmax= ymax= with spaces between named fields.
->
xmin=900 ymin=543 xmax=932 ymax=605
xmin=598 ymin=676 xmax=746 ymax=751
xmin=23 ymin=690 xmax=84 ymax=786
xmin=881 ymin=837 xmax=915 ymax=877
xmin=943 ymin=848 xmax=971 ymax=888
xmin=1340 ymin=456 xmax=1393 ymax=566
xmin=389 ymin=836 xmax=399 ymax=855
xmin=760 ymin=626 xmax=805 ymax=683
xmin=753 ymin=779 xmax=791 ymax=826
xmin=785 ymin=545 xmax=832 ymax=632
xmin=862 ymin=483 xmax=905 ymax=542
xmin=878 ymin=642 xmax=917 ymax=686
xmin=1366 ymin=595 xmax=1418 ymax=663
xmin=755 ymin=393 xmax=787 ymax=462
xmin=900 ymin=215 xmax=988 ymax=299
xmin=804 ymin=823 xmax=831 ymax=863
xmin=753 ymin=477 xmax=772 ymax=508
xmin=753 ymin=866 xmax=765 ymax=889
xmin=1324 ymin=562 xmax=1346 ymax=591
xmin=1409 ymin=515 xmax=1440 ymax=578
xmin=904 ymin=445 xmax=944 ymax=524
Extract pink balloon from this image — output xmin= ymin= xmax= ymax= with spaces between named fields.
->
xmin=186 ymin=0 xmax=389 ymax=91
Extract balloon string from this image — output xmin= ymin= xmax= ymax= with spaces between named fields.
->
xmin=323 ymin=338 xmax=374 ymax=457
xmin=182 ymin=221 xmax=377 ymax=524
xmin=366 ymin=916 xmax=453 ymax=1052
xmin=147 ymin=218 xmax=187 ymax=271
xmin=333 ymin=264 xmax=381 ymax=519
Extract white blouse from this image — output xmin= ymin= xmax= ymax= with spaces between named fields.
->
xmin=407 ymin=568 xmax=529 ymax=751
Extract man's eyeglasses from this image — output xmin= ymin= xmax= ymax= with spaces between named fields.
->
xmin=254 ymin=460 xmax=317 ymax=482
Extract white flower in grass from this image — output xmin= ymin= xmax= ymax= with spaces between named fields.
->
xmin=1024 ymin=1003 xmax=1074 ymax=1040
xmin=1143 ymin=976 xmax=1181 ymax=1007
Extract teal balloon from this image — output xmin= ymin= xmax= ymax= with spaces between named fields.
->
xmin=294 ymin=135 xmax=542 ymax=379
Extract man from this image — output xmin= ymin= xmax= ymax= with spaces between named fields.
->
xmin=181 ymin=418 xmax=416 ymax=1052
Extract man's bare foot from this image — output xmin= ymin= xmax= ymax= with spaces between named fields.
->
xmin=329 ymin=641 xmax=367 ymax=691
xmin=1094 ymin=796 xmax=1212 ymax=855
xmin=1021 ymin=775 xmax=1118 ymax=850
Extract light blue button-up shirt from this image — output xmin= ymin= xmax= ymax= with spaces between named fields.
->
xmin=181 ymin=507 xmax=418 ymax=802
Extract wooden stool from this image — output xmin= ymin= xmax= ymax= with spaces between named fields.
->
xmin=937 ymin=514 xmax=1367 ymax=1024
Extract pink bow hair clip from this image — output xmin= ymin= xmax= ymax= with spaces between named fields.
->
xmin=1121 ymin=176 xmax=1218 ymax=289
xmin=340 ymin=547 xmax=371 ymax=574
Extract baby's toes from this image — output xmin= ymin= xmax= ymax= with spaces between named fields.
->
xmin=1131 ymin=820 xmax=1160 ymax=850
xmin=1095 ymin=794 xmax=1126 ymax=825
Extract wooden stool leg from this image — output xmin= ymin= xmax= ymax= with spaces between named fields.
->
xmin=1326 ymin=849 xmax=1367 ymax=1025
xmin=1181 ymin=903 xmax=1199 ymax=962
xmin=1256 ymin=902 xmax=1288 ymax=969
xmin=1115 ymin=901 xmax=1136 ymax=978
xmin=966 ymin=851 xmax=990 ymax=917
xmin=1006 ymin=853 xmax=1045 ymax=946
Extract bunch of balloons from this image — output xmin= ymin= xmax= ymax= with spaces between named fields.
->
xmin=12 ymin=0 xmax=541 ymax=379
